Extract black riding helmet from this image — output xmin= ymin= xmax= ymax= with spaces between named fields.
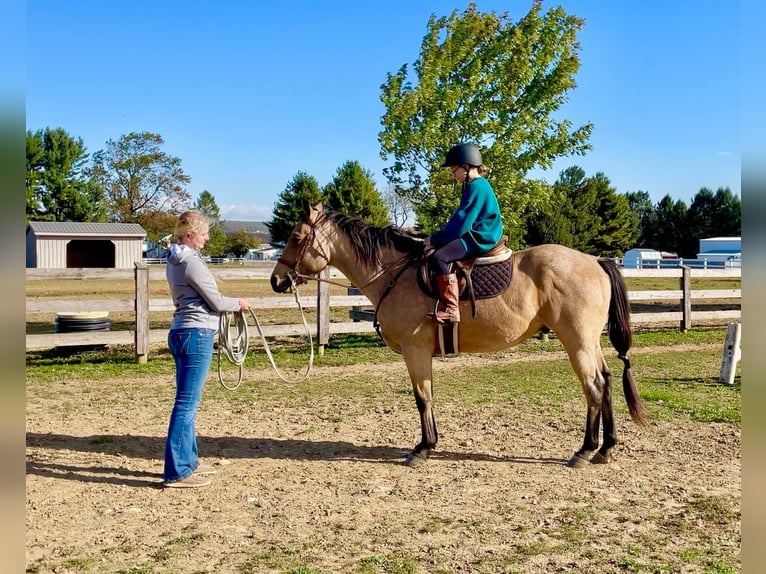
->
xmin=441 ymin=143 xmax=483 ymax=168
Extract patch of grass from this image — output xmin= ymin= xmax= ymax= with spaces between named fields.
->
xmin=640 ymin=374 xmax=740 ymax=423
xmin=116 ymin=566 xmax=155 ymax=574
xmin=417 ymin=516 xmax=455 ymax=534
xmin=686 ymin=496 xmax=739 ymax=525
xmin=239 ymin=548 xmax=299 ymax=573
xmin=357 ymin=553 xmax=418 ymax=574
xmin=704 ymin=564 xmax=738 ymax=574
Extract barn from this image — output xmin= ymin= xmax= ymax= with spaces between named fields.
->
xmin=697 ymin=237 xmax=741 ymax=263
xmin=26 ymin=221 xmax=147 ymax=269
xmin=621 ymin=248 xmax=663 ymax=269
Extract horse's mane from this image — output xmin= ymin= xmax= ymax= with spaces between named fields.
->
xmin=324 ymin=210 xmax=425 ymax=268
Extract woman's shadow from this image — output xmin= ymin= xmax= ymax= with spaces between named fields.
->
xmin=26 ymin=432 xmax=566 ymax=488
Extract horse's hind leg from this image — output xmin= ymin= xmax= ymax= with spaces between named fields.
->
xmin=591 ymin=354 xmax=617 ymax=464
xmin=401 ymin=345 xmax=438 ymax=468
xmin=564 ymin=347 xmax=606 ymax=468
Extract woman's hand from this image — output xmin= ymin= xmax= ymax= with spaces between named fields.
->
xmin=239 ymin=298 xmax=251 ymax=312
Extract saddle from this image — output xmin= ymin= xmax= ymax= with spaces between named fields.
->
xmin=417 ymin=236 xmax=513 ymax=320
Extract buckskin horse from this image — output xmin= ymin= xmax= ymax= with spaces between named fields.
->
xmin=271 ymin=202 xmax=647 ymax=468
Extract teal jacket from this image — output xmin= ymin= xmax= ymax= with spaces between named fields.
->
xmin=430 ymin=177 xmax=503 ymax=255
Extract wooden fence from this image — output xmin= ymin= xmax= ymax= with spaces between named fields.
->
xmin=26 ymin=263 xmax=741 ymax=362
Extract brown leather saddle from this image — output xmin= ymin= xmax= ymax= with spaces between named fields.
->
xmin=417 ymin=237 xmax=513 ymax=319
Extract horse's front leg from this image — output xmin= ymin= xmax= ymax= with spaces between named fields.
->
xmin=401 ymin=345 xmax=437 ymax=468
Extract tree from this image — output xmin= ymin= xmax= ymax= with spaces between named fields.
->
xmin=652 ymin=195 xmax=689 ymax=256
xmin=379 ymin=2 xmax=592 ymax=247
xmin=226 ymin=228 xmax=259 ymax=258
xmin=322 ymin=160 xmax=390 ymax=226
xmin=194 ymin=190 xmax=227 ymax=256
xmin=89 ymin=132 xmax=191 ymax=223
xmin=589 ymin=173 xmax=640 ymax=257
xmin=523 ymin=167 xmax=638 ymax=255
xmin=194 ymin=190 xmax=221 ymax=220
xmin=135 ymin=210 xmax=178 ymax=243
xmin=26 ymin=127 xmax=104 ymax=222
xmin=624 ymin=191 xmax=655 ymax=247
xmin=267 ymin=171 xmax=323 ymax=245
xmin=382 ymin=184 xmax=414 ymax=229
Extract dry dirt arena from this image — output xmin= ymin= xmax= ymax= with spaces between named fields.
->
xmin=26 ymin=348 xmax=741 ymax=574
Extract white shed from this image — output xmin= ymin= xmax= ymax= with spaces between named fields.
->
xmin=622 ymin=248 xmax=663 ymax=269
xmin=697 ymin=237 xmax=741 ymax=263
xmin=26 ymin=221 xmax=147 ymax=268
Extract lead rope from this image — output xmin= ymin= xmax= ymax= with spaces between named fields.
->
xmin=217 ymin=277 xmax=314 ymax=390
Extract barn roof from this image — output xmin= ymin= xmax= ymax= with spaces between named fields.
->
xmin=27 ymin=221 xmax=146 ymax=237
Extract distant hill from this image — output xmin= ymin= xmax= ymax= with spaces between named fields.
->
xmin=220 ymin=220 xmax=271 ymax=243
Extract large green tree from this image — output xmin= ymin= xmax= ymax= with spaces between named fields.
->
xmin=26 ymin=127 xmax=104 ymax=222
xmin=89 ymin=132 xmax=191 ymax=223
xmin=322 ymin=160 xmax=390 ymax=226
xmin=588 ymin=173 xmax=640 ymax=257
xmin=652 ymin=195 xmax=689 ymax=256
xmin=625 ymin=191 xmax=656 ymax=248
xmin=267 ymin=171 xmax=323 ymax=245
xmin=524 ymin=166 xmax=638 ymax=256
xmin=379 ymin=2 xmax=591 ymax=247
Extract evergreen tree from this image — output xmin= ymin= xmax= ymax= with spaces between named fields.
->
xmin=267 ymin=172 xmax=323 ymax=245
xmin=26 ymin=127 xmax=104 ymax=222
xmin=624 ymin=191 xmax=655 ymax=247
xmin=322 ymin=160 xmax=390 ymax=226
xmin=590 ymin=173 xmax=640 ymax=257
xmin=653 ymin=195 xmax=689 ymax=256
xmin=194 ymin=190 xmax=227 ymax=256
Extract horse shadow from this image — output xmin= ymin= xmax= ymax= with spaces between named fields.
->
xmin=26 ymin=432 xmax=567 ymax=488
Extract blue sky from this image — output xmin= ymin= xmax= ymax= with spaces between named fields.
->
xmin=26 ymin=1 xmax=740 ymax=222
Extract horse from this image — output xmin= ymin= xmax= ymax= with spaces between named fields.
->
xmin=271 ymin=202 xmax=647 ymax=468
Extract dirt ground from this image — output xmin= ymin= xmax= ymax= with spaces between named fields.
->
xmin=26 ymin=346 xmax=741 ymax=574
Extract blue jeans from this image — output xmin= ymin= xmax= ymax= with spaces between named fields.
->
xmin=164 ymin=328 xmax=215 ymax=483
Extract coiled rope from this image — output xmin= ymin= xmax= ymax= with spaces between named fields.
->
xmin=216 ymin=281 xmax=314 ymax=390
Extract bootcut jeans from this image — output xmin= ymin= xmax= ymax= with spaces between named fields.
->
xmin=164 ymin=327 xmax=215 ymax=483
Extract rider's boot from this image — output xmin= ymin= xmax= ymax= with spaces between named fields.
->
xmin=432 ymin=273 xmax=460 ymax=324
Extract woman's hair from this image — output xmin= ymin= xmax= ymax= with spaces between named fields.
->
xmin=475 ymin=164 xmax=489 ymax=176
xmin=173 ymin=211 xmax=209 ymax=242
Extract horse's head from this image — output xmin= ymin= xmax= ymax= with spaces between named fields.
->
xmin=271 ymin=201 xmax=331 ymax=293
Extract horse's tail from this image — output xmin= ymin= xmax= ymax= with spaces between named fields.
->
xmin=598 ymin=258 xmax=648 ymax=426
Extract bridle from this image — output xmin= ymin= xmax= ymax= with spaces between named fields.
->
xmin=276 ymin=211 xmax=331 ymax=286
xmin=275 ymin=210 xmax=415 ymax=292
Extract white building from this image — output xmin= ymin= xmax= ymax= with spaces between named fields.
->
xmin=697 ymin=237 xmax=741 ymax=263
xmin=26 ymin=221 xmax=147 ymax=268
xmin=621 ymin=248 xmax=663 ymax=269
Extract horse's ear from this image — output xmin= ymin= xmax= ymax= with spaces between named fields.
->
xmin=306 ymin=200 xmax=324 ymax=223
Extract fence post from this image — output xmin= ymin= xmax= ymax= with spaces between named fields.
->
xmin=679 ymin=264 xmax=691 ymax=332
xmin=134 ymin=262 xmax=150 ymax=363
xmin=316 ymin=267 xmax=330 ymax=355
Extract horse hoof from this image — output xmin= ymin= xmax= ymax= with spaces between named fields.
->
xmin=404 ymin=453 xmax=427 ymax=468
xmin=566 ymin=453 xmax=590 ymax=468
xmin=590 ymin=452 xmax=611 ymax=465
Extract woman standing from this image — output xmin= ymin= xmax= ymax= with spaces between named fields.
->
xmin=163 ymin=211 xmax=251 ymax=488
xmin=424 ymin=143 xmax=504 ymax=324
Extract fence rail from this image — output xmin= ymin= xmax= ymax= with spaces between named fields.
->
xmin=26 ymin=264 xmax=741 ymax=360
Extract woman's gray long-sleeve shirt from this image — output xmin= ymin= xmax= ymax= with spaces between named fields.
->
xmin=166 ymin=244 xmax=241 ymax=330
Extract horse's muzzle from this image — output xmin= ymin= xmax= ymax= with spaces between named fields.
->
xmin=271 ymin=275 xmax=291 ymax=293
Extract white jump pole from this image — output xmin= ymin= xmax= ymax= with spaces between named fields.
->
xmin=718 ymin=322 xmax=741 ymax=385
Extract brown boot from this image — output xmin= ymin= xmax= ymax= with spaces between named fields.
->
xmin=433 ymin=273 xmax=460 ymax=324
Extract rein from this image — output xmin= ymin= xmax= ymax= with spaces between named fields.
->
xmin=277 ymin=210 xmax=415 ymax=302
xmin=217 ymin=276 xmax=314 ymax=389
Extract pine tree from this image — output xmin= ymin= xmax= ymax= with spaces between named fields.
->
xmin=267 ymin=172 xmax=323 ymax=245
xmin=323 ymin=161 xmax=390 ymax=226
